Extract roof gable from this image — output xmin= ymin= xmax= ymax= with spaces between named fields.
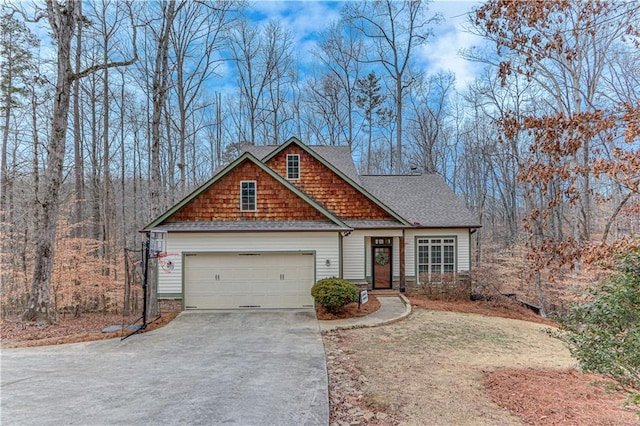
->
xmin=143 ymin=153 xmax=349 ymax=230
xmin=241 ymin=141 xmax=359 ymax=182
xmin=262 ymin=138 xmax=411 ymax=224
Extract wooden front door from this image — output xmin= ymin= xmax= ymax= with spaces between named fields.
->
xmin=372 ymin=240 xmax=392 ymax=289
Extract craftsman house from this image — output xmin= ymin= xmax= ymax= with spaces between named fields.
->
xmin=144 ymin=137 xmax=480 ymax=310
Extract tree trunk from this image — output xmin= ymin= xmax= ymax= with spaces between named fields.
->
xmin=72 ymin=0 xmax=84 ymax=238
xmin=102 ymin=45 xmax=111 ymax=275
xmin=150 ymin=0 xmax=177 ymax=218
xmin=0 ymin=62 xmax=11 ymax=226
xmin=23 ymin=0 xmax=137 ymax=322
xmin=23 ymin=1 xmax=77 ymax=323
xmin=395 ymin=78 xmax=403 ymax=174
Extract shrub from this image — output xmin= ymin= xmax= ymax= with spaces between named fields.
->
xmin=556 ymin=250 xmax=640 ymax=401
xmin=311 ymin=277 xmax=359 ymax=314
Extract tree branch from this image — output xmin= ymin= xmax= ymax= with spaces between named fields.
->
xmin=71 ymin=2 xmax=138 ymax=81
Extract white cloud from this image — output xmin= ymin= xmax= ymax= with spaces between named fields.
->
xmin=249 ymin=1 xmax=341 ymax=55
xmin=247 ymin=1 xmax=487 ymax=89
xmin=420 ymin=0 xmax=486 ymax=89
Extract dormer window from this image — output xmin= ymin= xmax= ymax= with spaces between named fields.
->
xmin=240 ymin=181 xmax=256 ymax=211
xmin=287 ymin=154 xmax=300 ymax=180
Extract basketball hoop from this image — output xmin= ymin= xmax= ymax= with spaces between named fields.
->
xmin=149 ymin=230 xmax=167 ymax=258
xmin=156 ymin=252 xmax=177 ymax=273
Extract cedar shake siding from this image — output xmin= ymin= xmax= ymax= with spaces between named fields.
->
xmin=267 ymin=146 xmax=395 ymax=221
xmin=168 ymin=160 xmax=326 ymax=222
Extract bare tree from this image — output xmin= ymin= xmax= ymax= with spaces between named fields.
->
xmin=0 ymin=13 xmax=38 ymax=225
xmin=260 ymin=21 xmax=294 ymax=145
xmin=227 ymin=18 xmax=293 ymax=145
xmin=407 ymin=71 xmax=455 ymax=174
xmin=472 ymin=0 xmax=640 ymax=314
xmin=313 ymin=22 xmax=364 ymax=148
xmin=342 ymin=0 xmax=441 ymax=172
xmin=169 ymin=0 xmax=235 ymax=194
xmin=149 ymin=0 xmax=183 ymax=218
xmin=473 ymin=0 xmax=639 ymax=243
xmin=227 ymin=19 xmax=263 ymax=144
xmin=302 ymin=73 xmax=347 ymax=146
xmin=22 ymin=0 xmax=137 ymax=322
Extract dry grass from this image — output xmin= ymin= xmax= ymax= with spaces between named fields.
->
xmin=326 ymin=308 xmax=638 ymax=425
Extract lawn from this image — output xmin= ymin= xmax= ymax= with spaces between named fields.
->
xmin=325 ymin=305 xmax=638 ymax=426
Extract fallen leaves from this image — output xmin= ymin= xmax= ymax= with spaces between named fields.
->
xmin=1 ymin=312 xmax=178 ymax=348
xmin=324 ymin=332 xmax=404 ymax=426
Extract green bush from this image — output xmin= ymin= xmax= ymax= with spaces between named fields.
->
xmin=311 ymin=277 xmax=359 ymax=314
xmin=556 ymin=250 xmax=640 ymax=403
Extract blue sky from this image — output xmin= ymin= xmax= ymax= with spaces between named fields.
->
xmin=22 ymin=0 xmax=485 ymax=93
xmin=246 ymin=0 xmax=484 ymax=89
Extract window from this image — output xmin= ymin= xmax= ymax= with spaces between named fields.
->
xmin=240 ymin=181 xmax=256 ymax=211
xmin=417 ymin=238 xmax=455 ymax=280
xmin=287 ymin=154 xmax=300 ymax=180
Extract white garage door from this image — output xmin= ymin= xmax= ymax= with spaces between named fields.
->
xmin=184 ymin=252 xmax=315 ymax=309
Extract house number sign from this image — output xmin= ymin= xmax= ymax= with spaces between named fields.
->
xmin=373 ymin=238 xmax=392 ymax=246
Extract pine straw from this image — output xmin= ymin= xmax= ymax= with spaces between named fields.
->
xmin=408 ymin=294 xmax=557 ymax=326
xmin=484 ymin=368 xmax=639 ymax=425
xmin=315 ymin=294 xmax=381 ymax=320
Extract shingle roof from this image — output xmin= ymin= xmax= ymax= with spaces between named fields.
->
xmin=240 ymin=144 xmax=276 ymax=159
xmin=307 ymin=145 xmax=360 ymax=183
xmin=359 ymin=174 xmax=481 ymax=228
xmin=156 ymin=220 xmax=349 ymax=232
xmin=343 ymin=220 xmax=406 ymax=229
xmin=148 ymin=141 xmax=479 ymax=232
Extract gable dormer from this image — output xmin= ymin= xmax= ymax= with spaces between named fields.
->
xmin=263 ymin=139 xmax=403 ymax=222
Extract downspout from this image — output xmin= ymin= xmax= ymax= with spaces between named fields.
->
xmin=400 ymin=230 xmax=406 ymax=293
xmin=339 ymin=232 xmax=344 ymax=279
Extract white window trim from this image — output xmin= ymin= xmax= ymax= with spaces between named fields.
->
xmin=240 ymin=180 xmax=257 ymax=212
xmin=416 ymin=236 xmax=457 ymax=282
xmin=286 ymin=154 xmax=300 ymax=180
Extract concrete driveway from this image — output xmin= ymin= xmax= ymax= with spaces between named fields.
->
xmin=1 ymin=310 xmax=328 ymax=425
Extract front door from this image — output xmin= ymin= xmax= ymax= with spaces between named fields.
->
xmin=372 ymin=238 xmax=392 ymax=289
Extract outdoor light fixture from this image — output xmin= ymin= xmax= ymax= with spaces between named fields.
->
xmin=325 ymin=259 xmax=331 ymax=267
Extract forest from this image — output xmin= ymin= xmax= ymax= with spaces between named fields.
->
xmin=1 ymin=0 xmax=639 ymax=322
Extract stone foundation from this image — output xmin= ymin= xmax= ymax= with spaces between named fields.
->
xmin=405 ymin=273 xmax=471 ymax=301
xmin=158 ymin=298 xmax=183 ymax=312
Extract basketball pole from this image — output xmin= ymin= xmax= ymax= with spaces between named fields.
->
xmin=121 ymin=239 xmax=149 ymax=341
xmin=122 ymin=230 xmax=165 ymax=340
xmin=142 ymin=238 xmax=149 ymax=329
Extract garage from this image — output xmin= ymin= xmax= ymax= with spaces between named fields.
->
xmin=183 ymin=252 xmax=316 ymax=309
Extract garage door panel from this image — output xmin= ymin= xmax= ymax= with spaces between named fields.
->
xmin=185 ymin=253 xmax=315 ymax=309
